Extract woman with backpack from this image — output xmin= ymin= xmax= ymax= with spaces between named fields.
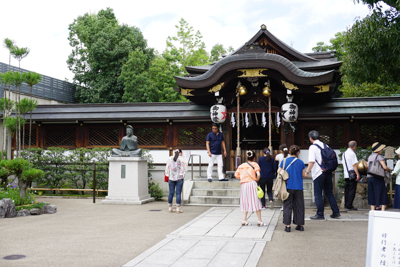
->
xmin=235 ymin=150 xmax=266 ymax=226
xmin=258 ymin=147 xmax=276 ymax=209
xmin=275 ymin=144 xmax=289 ymax=210
xmin=278 ymin=145 xmax=306 ymax=232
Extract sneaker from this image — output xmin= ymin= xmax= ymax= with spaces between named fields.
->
xmin=219 ymin=178 xmax=229 ymax=181
xmin=270 ymin=201 xmax=274 ymax=209
xmin=295 ymin=225 xmax=304 ymax=231
xmin=310 ymin=215 xmax=325 ymax=220
xmin=262 ymin=206 xmax=266 ymax=210
xmin=208 ymin=179 xmax=212 ymax=182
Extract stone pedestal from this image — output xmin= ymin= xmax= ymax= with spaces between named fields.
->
xmin=101 ymin=157 xmax=154 ymax=205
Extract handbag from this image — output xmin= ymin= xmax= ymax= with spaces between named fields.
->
xmin=164 ymin=175 xmax=169 ymax=182
xmin=367 ymin=154 xmax=385 ymax=179
xmin=278 ymin=158 xmax=298 ymax=181
xmin=257 ymin=186 xmax=264 ymax=199
xmin=343 ymin=152 xmax=357 ymax=181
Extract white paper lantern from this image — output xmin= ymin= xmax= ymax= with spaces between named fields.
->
xmin=210 ymin=104 xmax=227 ymax=123
xmin=281 ymin=103 xmax=298 ymax=122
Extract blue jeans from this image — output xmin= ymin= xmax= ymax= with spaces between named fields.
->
xmin=313 ymin=172 xmax=340 ymax=217
xmin=168 ymin=179 xmax=183 ymax=205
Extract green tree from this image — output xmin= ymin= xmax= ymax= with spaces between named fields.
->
xmin=210 ymin=43 xmax=234 ymax=62
xmin=23 ymin=71 xmax=42 ymax=166
xmin=312 ymin=32 xmax=346 ymax=60
xmin=120 ymin=49 xmax=159 ymax=102
xmin=354 ymin=0 xmax=400 ymax=10
xmin=165 ymin=18 xmax=210 ymax=75
xmin=341 ymin=9 xmax=400 ymax=86
xmin=67 ymin=8 xmax=153 ymax=103
xmin=148 ymin=52 xmax=187 ymax=102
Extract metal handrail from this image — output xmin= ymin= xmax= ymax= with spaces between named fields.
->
xmin=187 ymin=154 xmax=201 ymax=181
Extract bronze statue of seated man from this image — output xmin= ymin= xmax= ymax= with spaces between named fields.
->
xmin=111 ymin=125 xmax=142 ymax=157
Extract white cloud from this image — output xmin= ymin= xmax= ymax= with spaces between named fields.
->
xmin=0 ymin=0 xmax=373 ymax=81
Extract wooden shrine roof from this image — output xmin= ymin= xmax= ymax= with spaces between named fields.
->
xmin=299 ymin=96 xmax=400 ymax=119
xmin=175 ymin=24 xmax=342 ymax=105
xmin=26 ymin=102 xmax=210 ymax=122
xmin=15 ymin=96 xmax=400 ymax=123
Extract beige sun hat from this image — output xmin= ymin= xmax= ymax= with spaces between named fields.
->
xmin=395 ymin=147 xmax=400 ymax=155
xmin=372 ymin=142 xmax=386 ymax=153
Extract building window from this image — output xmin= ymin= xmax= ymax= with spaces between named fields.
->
xmin=359 ymin=123 xmax=400 ymax=147
xmin=22 ymin=128 xmax=36 ymax=147
xmin=302 ymin=124 xmax=344 ymax=147
xmin=88 ymin=128 xmax=119 ymax=146
xmin=134 ymin=127 xmax=165 ymax=146
xmin=45 ymin=128 xmax=76 ymax=147
xmin=178 ymin=126 xmax=208 ymax=146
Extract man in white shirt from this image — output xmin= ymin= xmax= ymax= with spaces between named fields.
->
xmin=343 ymin=141 xmax=360 ymax=211
xmin=305 ymin=130 xmax=340 ymax=220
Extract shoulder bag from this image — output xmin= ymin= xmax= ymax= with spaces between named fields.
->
xmin=246 ymin=162 xmax=264 ymax=198
xmin=278 ymin=158 xmax=298 ymax=181
xmin=367 ymin=154 xmax=385 ymax=179
xmin=343 ymin=152 xmax=357 ymax=180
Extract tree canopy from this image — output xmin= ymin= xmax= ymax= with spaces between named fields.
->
xmin=312 ymin=1 xmax=400 ymax=97
xmin=312 ymin=31 xmax=346 ymax=61
xmin=67 ymin=8 xmax=153 ymax=103
xmin=341 ymin=9 xmax=400 ymax=85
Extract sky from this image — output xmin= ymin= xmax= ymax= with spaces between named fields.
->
xmin=0 ymin=0 xmax=375 ymax=82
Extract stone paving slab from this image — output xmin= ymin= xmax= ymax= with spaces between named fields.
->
xmin=304 ymin=211 xmax=369 ymax=221
xmin=123 ymin=207 xmax=280 ymax=267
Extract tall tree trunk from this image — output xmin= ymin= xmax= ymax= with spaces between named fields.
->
xmin=28 ymin=85 xmax=33 ymax=170
xmin=18 ymin=179 xmax=28 ymax=198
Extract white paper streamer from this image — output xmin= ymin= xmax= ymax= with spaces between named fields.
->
xmin=262 ymin=112 xmax=267 ymax=128
xmin=277 ymin=112 xmax=281 ymax=127
xmin=245 ymin=113 xmax=249 ymax=128
xmin=231 ymin=113 xmax=236 ymax=127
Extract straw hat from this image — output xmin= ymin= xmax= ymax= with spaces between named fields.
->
xmin=372 ymin=142 xmax=386 ymax=153
xmin=395 ymin=147 xmax=400 ymax=155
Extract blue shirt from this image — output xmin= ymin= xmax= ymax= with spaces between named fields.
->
xmin=279 ymin=157 xmax=305 ymax=190
xmin=258 ymin=156 xmax=276 ymax=179
xmin=206 ymin=131 xmax=224 ymax=155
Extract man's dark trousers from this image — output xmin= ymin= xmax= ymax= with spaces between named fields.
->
xmin=344 ymin=178 xmax=357 ymax=209
xmin=313 ymin=172 xmax=340 ymax=217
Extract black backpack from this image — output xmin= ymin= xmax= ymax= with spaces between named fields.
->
xmin=313 ymin=143 xmax=338 ymax=173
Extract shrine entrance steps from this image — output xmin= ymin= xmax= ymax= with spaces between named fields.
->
xmin=184 ymin=178 xmax=315 ymax=207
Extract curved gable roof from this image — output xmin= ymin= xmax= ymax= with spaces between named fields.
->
xmin=175 ymin=53 xmax=334 ymax=88
xmin=233 ymin=26 xmax=318 ymax=62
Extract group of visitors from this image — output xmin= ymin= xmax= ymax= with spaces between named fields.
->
xmin=164 ymin=124 xmax=400 ymax=228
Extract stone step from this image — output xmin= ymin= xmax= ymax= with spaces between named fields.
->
xmin=193 ymin=181 xmax=241 ymax=189
xmin=189 ymin=196 xmax=240 ymax=205
xmin=192 ymin=188 xmax=240 ymax=197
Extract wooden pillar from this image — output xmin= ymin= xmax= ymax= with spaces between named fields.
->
xmin=280 ymin=121 xmax=294 ymax=146
xmin=223 ymin=116 xmax=231 ymax=172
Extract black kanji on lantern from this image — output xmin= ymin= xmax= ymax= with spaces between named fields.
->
xmin=212 ymin=111 xmax=218 ymax=116
xmin=212 ymin=106 xmax=219 ymax=111
xmin=212 ymin=117 xmax=219 ymax=122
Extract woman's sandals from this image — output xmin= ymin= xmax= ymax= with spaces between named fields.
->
xmin=257 ymin=221 xmax=267 ymax=227
xmin=241 ymin=221 xmax=251 ymax=226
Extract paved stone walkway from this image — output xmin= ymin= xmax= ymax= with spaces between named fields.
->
xmin=123 ymin=207 xmax=280 ymax=267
